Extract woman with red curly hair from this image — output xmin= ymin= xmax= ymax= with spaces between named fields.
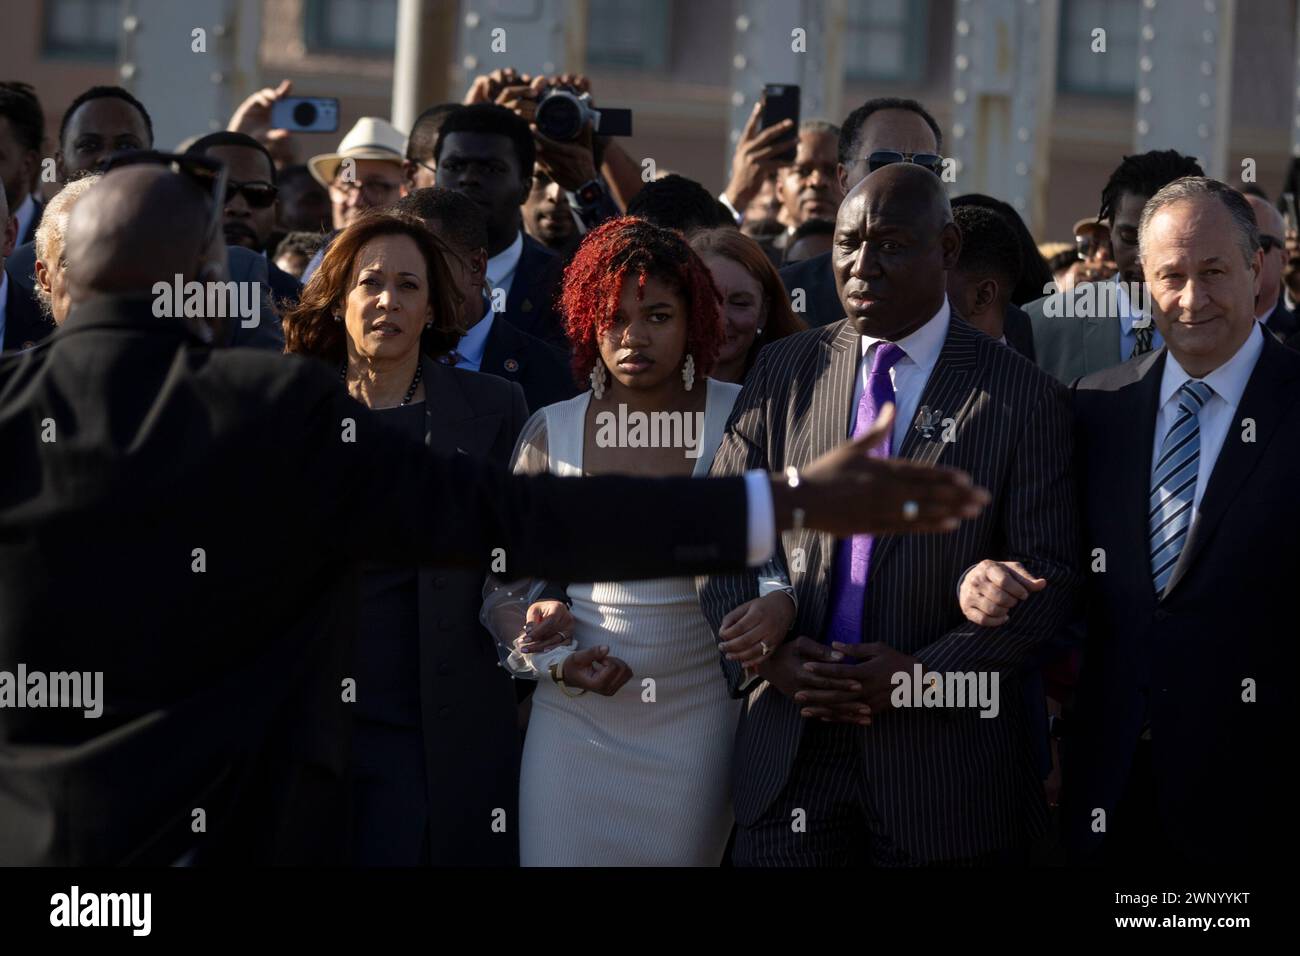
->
xmin=481 ymin=217 xmax=748 ymax=865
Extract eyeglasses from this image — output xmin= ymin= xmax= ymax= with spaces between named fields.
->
xmin=331 ymin=178 xmax=402 ymax=204
xmin=225 ymin=180 xmax=278 ymax=209
xmin=1076 ymin=235 xmax=1113 ymax=260
xmin=1259 ymin=234 xmax=1284 ymax=253
xmin=865 ymin=150 xmax=945 ymax=175
xmin=97 ymin=149 xmax=228 ymax=255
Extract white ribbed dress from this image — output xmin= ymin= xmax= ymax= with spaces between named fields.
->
xmin=515 ymin=380 xmax=743 ymax=866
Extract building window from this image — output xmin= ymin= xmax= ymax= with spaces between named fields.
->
xmin=304 ymin=0 xmax=398 ymax=55
xmin=43 ymin=0 xmax=119 ymax=61
xmin=587 ymin=0 xmax=671 ymax=70
xmin=844 ymin=0 xmax=929 ymax=84
xmin=1058 ymin=0 xmax=1139 ymax=95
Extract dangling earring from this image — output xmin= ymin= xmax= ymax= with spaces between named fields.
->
xmin=589 ymin=361 xmax=607 ymax=399
xmin=682 ymin=353 xmax=696 ymax=391
xmin=425 ymin=321 xmax=433 ymax=329
xmin=333 ymin=313 xmax=342 ymax=323
xmin=755 ymin=325 xmax=765 ymax=337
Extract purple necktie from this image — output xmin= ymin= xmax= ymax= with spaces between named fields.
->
xmin=825 ymin=341 xmax=905 ymax=645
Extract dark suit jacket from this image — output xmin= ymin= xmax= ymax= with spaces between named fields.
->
xmin=1024 ymin=282 xmax=1128 ymax=384
xmin=778 ymin=251 xmax=841 ymax=329
xmin=1 ymin=272 xmax=54 ymax=351
xmin=0 ymin=295 xmax=749 ymax=865
xmin=375 ymin=356 xmax=529 ymax=865
xmin=18 ymin=195 xmax=44 ymax=247
xmin=699 ymin=314 xmax=1080 ymax=861
xmin=480 ymin=314 xmax=577 ymax=412
xmin=499 ymin=233 xmax=565 ymax=348
xmin=1262 ymin=295 xmax=1298 ymax=342
xmin=4 ymin=240 xmax=36 ymax=294
xmin=1065 ymin=335 xmax=1299 ymax=865
xmin=224 ymin=245 xmax=286 ymax=351
xmin=1004 ymin=302 xmax=1036 ymax=362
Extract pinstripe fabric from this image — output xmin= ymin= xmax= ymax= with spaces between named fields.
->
xmin=698 ymin=315 xmax=1081 ymax=863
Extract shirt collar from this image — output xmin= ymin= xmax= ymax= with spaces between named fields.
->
xmin=858 ymin=295 xmax=951 ymax=377
xmin=486 ymin=231 xmax=524 ymax=287
xmin=456 ymin=302 xmax=495 ymax=365
xmin=1158 ymin=320 xmax=1266 ymax=413
xmin=1114 ymin=278 xmax=1149 ymax=334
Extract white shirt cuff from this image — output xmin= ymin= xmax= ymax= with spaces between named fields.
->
xmin=718 ymin=191 xmax=743 ymax=225
xmin=744 ymin=470 xmax=775 ymax=566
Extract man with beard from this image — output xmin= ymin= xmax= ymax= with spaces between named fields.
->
xmin=186 ymin=131 xmax=301 ymax=309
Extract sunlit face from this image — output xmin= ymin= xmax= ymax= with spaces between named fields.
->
xmin=208 ymin=144 xmax=277 ymax=252
xmin=596 ymin=273 xmax=690 ymax=393
xmin=58 ymin=98 xmax=150 ymax=182
xmin=342 ymin=234 xmax=435 ymax=364
xmin=523 ymin=168 xmax=576 ymax=250
xmin=703 ymin=254 xmax=764 ymax=368
xmin=1110 ymin=191 xmax=1148 ymax=286
xmin=776 ymin=130 xmax=842 ymax=226
xmin=330 ymin=159 xmax=404 ymax=230
xmin=1142 ymin=197 xmax=1261 ymax=376
xmin=35 ymin=233 xmax=72 ymax=325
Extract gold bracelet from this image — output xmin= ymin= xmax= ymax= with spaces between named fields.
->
xmin=550 ymin=660 xmax=586 ymax=697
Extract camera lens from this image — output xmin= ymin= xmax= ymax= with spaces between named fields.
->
xmin=292 ymin=102 xmax=318 ymax=127
xmin=536 ymin=94 xmax=582 ymax=142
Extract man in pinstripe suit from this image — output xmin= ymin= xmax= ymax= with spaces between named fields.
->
xmin=699 ymin=164 xmax=1081 ymax=866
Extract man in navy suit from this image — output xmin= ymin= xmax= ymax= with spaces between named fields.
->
xmin=0 ymin=179 xmax=53 ymax=351
xmin=779 ymin=97 xmax=945 ymax=330
xmin=185 ymin=132 xmax=301 ymax=312
xmin=434 ymin=105 xmax=566 ymax=348
xmin=394 ymin=187 xmax=576 ymax=412
xmin=0 ymin=83 xmax=46 ymax=248
xmin=1243 ymin=193 xmax=1298 ymax=342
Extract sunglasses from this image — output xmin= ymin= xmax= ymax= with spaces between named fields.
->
xmin=226 ymin=180 xmax=278 ymax=209
xmin=865 ymin=150 xmax=945 ymax=175
xmin=97 ymin=149 xmax=229 ymax=252
xmin=1259 ymin=234 xmax=1284 ymax=253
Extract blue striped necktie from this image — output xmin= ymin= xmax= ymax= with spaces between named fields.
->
xmin=1149 ymin=380 xmax=1214 ymax=594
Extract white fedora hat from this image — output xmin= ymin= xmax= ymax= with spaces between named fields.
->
xmin=308 ymin=116 xmax=407 ymax=187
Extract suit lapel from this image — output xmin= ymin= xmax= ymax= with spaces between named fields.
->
xmin=1083 ymin=313 xmax=1120 ymax=376
xmin=480 ymin=317 xmax=525 ymax=382
xmin=1164 ymin=336 xmax=1296 ymax=597
xmin=810 ymin=320 xmax=862 ymax=463
xmin=869 ymin=317 xmax=981 ymax=577
xmin=1116 ymin=349 xmax=1167 ymax=600
xmin=419 ymin=357 xmax=499 ymax=458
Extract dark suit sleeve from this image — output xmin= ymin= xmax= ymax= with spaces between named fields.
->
xmin=288 ymin=361 xmax=749 ymax=581
xmin=697 ymin=352 xmax=783 ymax=696
xmin=913 ymin=379 xmax=1081 ymax=676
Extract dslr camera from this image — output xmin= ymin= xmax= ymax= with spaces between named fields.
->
xmin=534 ymin=86 xmax=632 ymax=141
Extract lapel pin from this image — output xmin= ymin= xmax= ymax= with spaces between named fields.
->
xmin=504 ymin=358 xmax=519 ymax=372
xmin=914 ymin=405 xmax=944 ymax=440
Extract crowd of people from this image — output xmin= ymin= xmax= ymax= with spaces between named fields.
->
xmin=0 ymin=67 xmax=1294 ymax=869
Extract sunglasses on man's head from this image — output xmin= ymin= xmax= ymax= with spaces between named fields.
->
xmin=97 ymin=149 xmax=230 ymax=251
xmin=1259 ymin=234 xmax=1284 ymax=253
xmin=226 ymin=180 xmax=278 ymax=209
xmin=865 ymin=150 xmax=945 ymax=175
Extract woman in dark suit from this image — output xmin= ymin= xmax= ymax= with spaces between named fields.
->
xmin=283 ymin=211 xmax=573 ymax=865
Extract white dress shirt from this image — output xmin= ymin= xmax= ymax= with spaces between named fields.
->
xmin=486 ymin=230 xmax=524 ymax=303
xmin=851 ymin=296 xmax=951 ymax=448
xmin=1116 ymin=279 xmax=1164 ymax=360
xmin=1150 ymin=321 xmax=1265 ymax=513
xmin=453 ymin=302 xmax=494 ymax=372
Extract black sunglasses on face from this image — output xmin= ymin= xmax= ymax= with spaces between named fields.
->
xmin=1259 ymin=234 xmax=1284 ymax=253
xmin=865 ymin=150 xmax=945 ymax=175
xmin=225 ymin=180 xmax=278 ymax=209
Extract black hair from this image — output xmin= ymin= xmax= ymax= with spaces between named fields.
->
xmin=391 ymin=186 xmax=489 ymax=254
xmin=1046 ymin=247 xmax=1077 ymax=275
xmin=433 ymin=103 xmax=534 ymax=183
xmin=838 ymin=97 xmax=943 ymax=168
xmin=952 ymin=205 xmax=1023 ymax=295
xmin=1097 ymin=149 xmax=1204 ymax=225
xmin=59 ymin=85 xmax=154 ymax=147
xmin=273 ymin=230 xmax=327 ymax=261
xmin=277 ymin=163 xmax=319 ymax=190
xmin=184 ymin=130 xmax=276 ymax=183
xmin=951 ymin=193 xmax=1052 ymax=306
xmin=407 ymin=103 xmax=459 ymax=163
xmin=626 ymin=174 xmax=736 ymax=234
xmin=1239 ymin=183 xmax=1268 ymax=202
xmin=0 ymin=82 xmax=44 ymax=152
